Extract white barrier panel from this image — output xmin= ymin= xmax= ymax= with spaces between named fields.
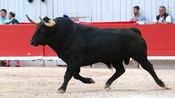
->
xmin=0 ymin=56 xmax=175 ymax=66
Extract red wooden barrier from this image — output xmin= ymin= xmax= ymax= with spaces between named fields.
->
xmin=138 ymin=24 xmax=175 ymax=56
xmin=0 ymin=24 xmax=43 ymax=56
xmin=43 ymin=46 xmax=56 ymax=56
xmin=0 ymin=23 xmax=175 ymax=58
xmin=80 ymin=21 xmax=135 ymax=24
xmin=80 ymin=22 xmax=137 ymax=28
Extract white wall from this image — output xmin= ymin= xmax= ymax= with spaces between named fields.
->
xmin=0 ymin=0 xmax=174 ymax=23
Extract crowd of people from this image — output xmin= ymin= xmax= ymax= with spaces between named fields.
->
xmin=0 ymin=5 xmax=173 ymax=67
xmin=0 ymin=9 xmax=20 ymax=67
xmin=131 ymin=5 xmax=172 ymax=24
xmin=0 ymin=9 xmax=19 ymax=25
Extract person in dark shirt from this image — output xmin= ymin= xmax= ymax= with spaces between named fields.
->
xmin=6 ymin=12 xmax=19 ymax=24
xmin=153 ymin=6 xmax=172 ymax=24
xmin=5 ymin=11 xmax=20 ymax=67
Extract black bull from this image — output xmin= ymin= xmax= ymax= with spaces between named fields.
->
xmin=28 ymin=16 xmax=166 ymax=93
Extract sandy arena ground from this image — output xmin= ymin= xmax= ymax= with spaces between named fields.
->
xmin=0 ymin=67 xmax=174 ymax=98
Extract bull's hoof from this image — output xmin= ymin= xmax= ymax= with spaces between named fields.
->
xmin=157 ymin=79 xmax=166 ymax=88
xmin=104 ymin=84 xmax=111 ymax=90
xmin=58 ymin=88 xmax=66 ymax=93
xmin=84 ymin=78 xmax=95 ymax=84
xmin=88 ymin=78 xmax=95 ymax=83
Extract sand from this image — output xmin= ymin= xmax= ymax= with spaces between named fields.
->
xmin=0 ymin=67 xmax=174 ymax=98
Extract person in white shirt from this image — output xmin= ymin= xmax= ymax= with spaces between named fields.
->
xmin=130 ymin=6 xmax=146 ymax=24
xmin=0 ymin=9 xmax=10 ymax=24
xmin=153 ymin=6 xmax=172 ymax=24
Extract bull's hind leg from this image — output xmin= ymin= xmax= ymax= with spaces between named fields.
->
xmin=105 ymin=60 xmax=125 ymax=89
xmin=134 ymin=57 xmax=166 ymax=88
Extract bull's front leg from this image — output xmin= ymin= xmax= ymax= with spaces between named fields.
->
xmin=58 ymin=68 xmax=72 ymax=93
xmin=72 ymin=66 xmax=95 ymax=84
xmin=58 ymin=65 xmax=95 ymax=93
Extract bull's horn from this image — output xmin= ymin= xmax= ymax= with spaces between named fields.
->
xmin=39 ymin=17 xmax=56 ymax=27
xmin=26 ymin=15 xmax=39 ymax=25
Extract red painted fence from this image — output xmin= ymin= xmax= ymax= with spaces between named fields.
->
xmin=0 ymin=23 xmax=175 ymax=58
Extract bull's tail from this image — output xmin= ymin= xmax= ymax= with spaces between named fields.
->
xmin=124 ymin=28 xmax=142 ymax=65
xmin=130 ymin=28 xmax=142 ymax=37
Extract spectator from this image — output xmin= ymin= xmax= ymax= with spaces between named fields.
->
xmin=130 ymin=6 xmax=146 ymax=24
xmin=5 ymin=11 xmax=20 ymax=67
xmin=0 ymin=9 xmax=9 ymax=66
xmin=6 ymin=12 xmax=19 ymax=24
xmin=0 ymin=9 xmax=10 ymax=24
xmin=153 ymin=6 xmax=172 ymax=24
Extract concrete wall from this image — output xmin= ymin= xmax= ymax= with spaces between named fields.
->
xmin=0 ymin=0 xmax=175 ymax=23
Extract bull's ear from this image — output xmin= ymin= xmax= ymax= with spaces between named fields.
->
xmin=43 ymin=17 xmax=50 ymax=23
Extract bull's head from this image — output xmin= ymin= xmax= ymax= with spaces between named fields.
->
xmin=26 ymin=15 xmax=56 ymax=46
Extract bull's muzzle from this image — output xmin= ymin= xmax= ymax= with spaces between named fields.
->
xmin=30 ymin=41 xmax=38 ymax=47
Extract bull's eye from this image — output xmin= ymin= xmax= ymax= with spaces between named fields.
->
xmin=40 ymin=29 xmax=45 ymax=33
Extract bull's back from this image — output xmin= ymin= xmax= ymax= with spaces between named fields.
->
xmin=81 ymin=29 xmax=128 ymax=61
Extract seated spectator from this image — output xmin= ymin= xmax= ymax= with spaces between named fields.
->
xmin=0 ymin=9 xmax=9 ymax=66
xmin=5 ymin=11 xmax=20 ymax=67
xmin=0 ymin=9 xmax=10 ymax=24
xmin=6 ymin=12 xmax=19 ymax=24
xmin=153 ymin=6 xmax=172 ymax=24
xmin=130 ymin=6 xmax=146 ymax=24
